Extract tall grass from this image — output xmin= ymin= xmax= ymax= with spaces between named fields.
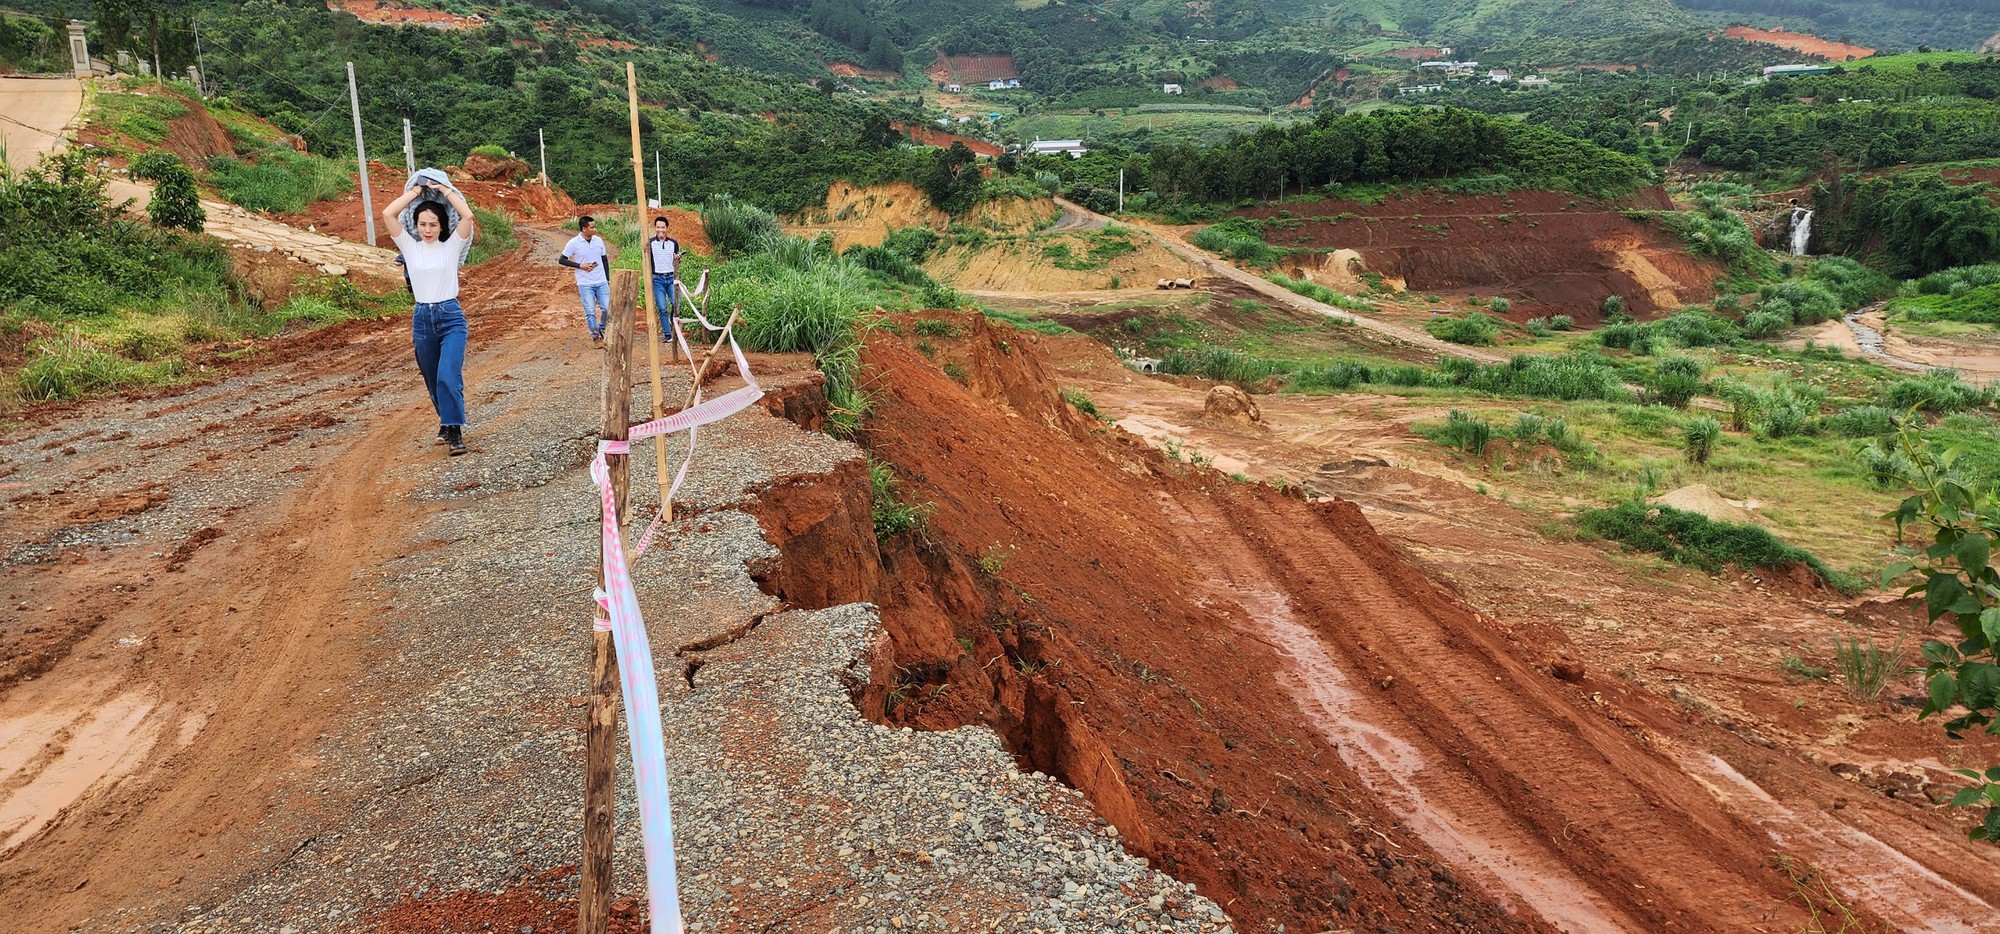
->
xmin=1268 ymin=273 xmax=1374 ymax=312
xmin=1425 ymin=312 xmax=1502 ymax=346
xmin=1882 ymin=371 xmax=1996 ymax=414
xmin=1158 ymin=346 xmax=1290 ymax=386
xmin=700 ymin=194 xmax=780 ymax=257
xmin=1425 ymin=409 xmax=1494 ymax=455
xmin=464 ymin=206 xmax=517 ymax=266
xmin=206 ymin=149 xmax=352 ymax=213
xmin=16 ymin=331 xmax=183 ymax=401
xmin=1189 ymin=219 xmax=1281 ymax=267
xmin=1832 ymin=635 xmax=1904 ymax=701
xmin=1577 ymin=501 xmax=1855 ymax=591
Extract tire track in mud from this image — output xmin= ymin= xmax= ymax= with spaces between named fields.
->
xmin=1154 ymin=489 xmax=1767 ymax=931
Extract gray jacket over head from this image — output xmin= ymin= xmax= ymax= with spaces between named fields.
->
xmin=396 ymin=167 xmax=475 ymax=263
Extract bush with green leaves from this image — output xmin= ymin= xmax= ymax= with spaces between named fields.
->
xmin=1425 ymin=312 xmax=1503 ymax=346
xmin=1682 ymin=416 xmax=1722 ymax=466
xmin=1579 ymin=501 xmax=1853 ymax=590
xmin=130 ymin=151 xmax=205 ymax=233
xmin=882 ymin=226 xmax=940 ymax=263
xmin=1549 ymin=314 xmax=1574 ymax=331
xmin=1879 ymin=424 xmax=2000 ymax=840
xmin=468 ymin=143 xmax=511 ymax=159
xmin=1716 ymin=378 xmax=1825 ymax=438
xmin=1602 ymin=295 xmax=1626 ymax=317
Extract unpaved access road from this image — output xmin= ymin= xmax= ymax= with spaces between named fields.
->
xmin=0 ymin=229 xmax=1225 ymax=933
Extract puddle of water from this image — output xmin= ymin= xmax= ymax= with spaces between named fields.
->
xmin=1684 ymin=752 xmax=1995 ymax=934
xmin=0 ymin=692 xmax=172 ymax=855
xmin=1230 ymin=586 xmax=1637 ymax=934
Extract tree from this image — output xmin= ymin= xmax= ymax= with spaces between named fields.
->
xmin=130 ymin=151 xmax=205 ymax=233
xmin=1883 ymin=424 xmax=2000 ymax=841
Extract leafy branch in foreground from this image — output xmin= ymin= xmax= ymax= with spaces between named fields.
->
xmin=1882 ymin=423 xmax=2000 ymax=841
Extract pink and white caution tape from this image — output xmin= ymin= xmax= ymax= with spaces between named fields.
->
xmin=589 ymin=318 xmax=762 ymax=934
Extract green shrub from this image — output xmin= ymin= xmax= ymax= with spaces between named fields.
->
xmin=1577 ymin=501 xmax=1853 ymax=590
xmin=130 ymin=152 xmax=205 ymax=232
xmin=720 ymin=259 xmax=873 ymax=354
xmin=1288 ymin=360 xmax=1374 ymax=392
xmin=1682 ymin=416 xmax=1722 ymax=466
xmin=206 ymin=149 xmax=351 ymax=214
xmin=882 ymin=226 xmax=941 ymax=263
xmin=16 ymin=331 xmax=178 ymax=400
xmin=1643 ymin=355 xmax=1707 ymax=409
xmin=1741 ymin=309 xmax=1791 ymax=338
xmin=1488 ymin=297 xmax=1512 ymax=314
xmin=1549 ymin=314 xmax=1574 ymax=331
xmin=1159 ymin=346 xmax=1289 ymax=386
xmin=1425 ymin=312 xmax=1502 ymax=346
xmin=1460 ymin=353 xmax=1629 ymax=402
xmin=468 ymin=143 xmax=510 ymax=159
xmin=1602 ymin=295 xmax=1625 ymax=316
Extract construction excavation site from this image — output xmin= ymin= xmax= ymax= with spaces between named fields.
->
xmin=7 ymin=77 xmax=2000 ymax=934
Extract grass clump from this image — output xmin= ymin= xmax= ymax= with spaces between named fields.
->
xmin=868 ymin=455 xmax=933 ymax=543
xmin=1190 ymin=219 xmax=1281 ymax=268
xmin=1832 ymin=635 xmax=1904 ymax=701
xmin=1642 ymin=355 xmax=1707 ymax=409
xmin=1682 ymin=416 xmax=1722 ymax=466
xmin=1269 ymin=273 xmax=1373 ymax=312
xmin=206 ymin=149 xmax=352 ymax=213
xmin=1425 ymin=312 xmax=1503 ymax=346
xmin=1882 ymin=371 xmax=1995 ymax=414
xmin=464 ymin=205 xmax=517 ymax=266
xmin=1577 ymin=501 xmax=1855 ymax=591
xmin=700 ymin=194 xmax=781 ymax=257
xmin=1423 ymin=409 xmax=1494 ymax=456
xmin=16 ymin=331 xmax=181 ymax=401
xmin=1159 ymin=346 xmax=1289 ymax=387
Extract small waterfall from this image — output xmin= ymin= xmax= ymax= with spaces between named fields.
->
xmin=1790 ymin=207 xmax=1813 ymax=256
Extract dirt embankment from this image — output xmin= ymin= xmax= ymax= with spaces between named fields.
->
xmin=1240 ymin=189 xmax=1719 ymax=320
xmin=76 ymin=85 xmax=236 ymax=167
xmin=732 ymin=310 xmax=1947 ymax=933
xmin=283 ymin=160 xmax=578 ymax=247
xmin=787 ymin=180 xmax=949 ymax=251
xmin=927 ymin=231 xmax=1195 ymax=293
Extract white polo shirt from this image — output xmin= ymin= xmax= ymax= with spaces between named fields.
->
xmin=391 ymin=229 xmax=462 ymax=304
xmin=564 ymin=234 xmax=610 ymax=286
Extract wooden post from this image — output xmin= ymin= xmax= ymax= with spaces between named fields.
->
xmin=582 ymin=270 xmax=639 ymax=934
xmin=626 ymin=63 xmax=673 ymax=515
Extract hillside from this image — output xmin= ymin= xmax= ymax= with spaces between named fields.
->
xmin=1672 ymin=0 xmax=2000 ymax=54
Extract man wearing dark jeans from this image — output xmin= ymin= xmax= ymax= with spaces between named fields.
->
xmin=646 ymin=216 xmax=681 ymax=341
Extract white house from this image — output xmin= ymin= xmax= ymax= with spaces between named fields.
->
xmin=1397 ymin=84 xmax=1444 ymax=95
xmin=1027 ymin=138 xmax=1088 ymax=158
xmin=1763 ymin=63 xmax=1833 ymax=78
xmin=943 ymin=83 xmax=963 ymax=93
xmin=1162 ymin=83 xmax=1183 ymax=95
xmin=1486 ymin=69 xmax=1512 ymax=83
xmin=987 ymin=78 xmax=1022 ymax=90
xmin=1519 ymin=75 xmax=1551 ymax=87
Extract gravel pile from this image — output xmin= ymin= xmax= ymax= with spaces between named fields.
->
xmin=162 ymin=352 xmax=1231 ymax=932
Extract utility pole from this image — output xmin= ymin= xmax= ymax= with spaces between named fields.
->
xmin=1117 ymin=168 xmax=1124 ymax=212
xmin=539 ymin=128 xmax=548 ymax=187
xmin=655 ymin=150 xmax=661 ymax=206
xmin=192 ymin=19 xmax=208 ymax=96
xmin=403 ymin=118 xmax=415 ymax=175
xmin=347 ymin=62 xmax=377 ymax=246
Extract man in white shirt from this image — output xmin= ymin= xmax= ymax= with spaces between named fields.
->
xmin=646 ymin=216 xmax=681 ymax=340
xmin=559 ymin=215 xmax=613 ymax=346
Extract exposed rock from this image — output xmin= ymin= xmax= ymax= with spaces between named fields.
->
xmin=1202 ymin=385 xmax=1261 ymax=426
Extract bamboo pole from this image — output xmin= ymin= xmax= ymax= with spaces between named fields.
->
xmin=582 ymin=270 xmax=638 ymax=934
xmin=626 ymin=62 xmax=673 ymax=518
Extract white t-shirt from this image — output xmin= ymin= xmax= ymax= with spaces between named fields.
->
xmin=648 ymin=236 xmax=679 ymax=276
xmin=564 ymin=234 xmax=610 ymax=286
xmin=391 ymin=229 xmax=463 ymax=304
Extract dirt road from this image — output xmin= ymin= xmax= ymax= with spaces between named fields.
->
xmin=0 ymin=76 xmax=83 ymax=171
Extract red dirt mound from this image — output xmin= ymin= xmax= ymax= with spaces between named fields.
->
xmin=1723 ymin=26 xmax=1873 ymax=61
xmin=739 ymin=310 xmax=1860 ymax=933
xmin=1238 ymin=189 xmax=1719 ymax=319
xmin=891 ymin=121 xmax=1003 ymax=158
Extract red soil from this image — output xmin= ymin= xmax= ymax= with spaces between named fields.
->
xmin=752 ymin=311 xmax=1939 ymax=933
xmin=890 ymin=121 xmax=1003 ymax=158
xmin=828 ymin=61 xmax=899 ymax=81
xmin=78 ymin=86 xmax=235 ymax=167
xmin=1723 ymin=26 xmax=1873 ymax=61
xmin=1386 ymin=47 xmax=1447 ymax=61
xmin=1237 ymin=189 xmax=1719 ymax=319
xmin=328 ymin=0 xmax=484 ymax=30
xmin=278 ymin=160 xmax=578 ymax=248
xmin=1574 ymin=62 xmax=1639 ymax=72
xmin=1198 ymin=74 xmax=1240 ymax=91
xmin=926 ymin=51 xmax=1019 ymax=86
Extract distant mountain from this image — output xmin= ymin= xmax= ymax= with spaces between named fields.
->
xmin=1667 ymin=0 xmax=2000 ymax=52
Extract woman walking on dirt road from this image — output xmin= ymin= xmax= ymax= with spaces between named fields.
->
xmin=383 ymin=172 xmax=477 ymax=456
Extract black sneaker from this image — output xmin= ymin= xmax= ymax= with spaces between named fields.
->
xmin=444 ymin=425 xmax=467 ymax=456
xmin=434 ymin=424 xmax=448 ymax=445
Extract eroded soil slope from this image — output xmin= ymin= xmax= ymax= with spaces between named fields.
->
xmin=1242 ymin=189 xmax=1719 ymax=320
xmin=782 ymin=311 xmax=1993 ymax=934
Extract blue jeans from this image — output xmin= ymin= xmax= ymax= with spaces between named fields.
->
xmin=412 ymin=299 xmax=468 ymax=427
xmin=578 ymin=281 xmax=611 ymax=337
xmin=650 ymin=273 xmax=678 ymax=338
